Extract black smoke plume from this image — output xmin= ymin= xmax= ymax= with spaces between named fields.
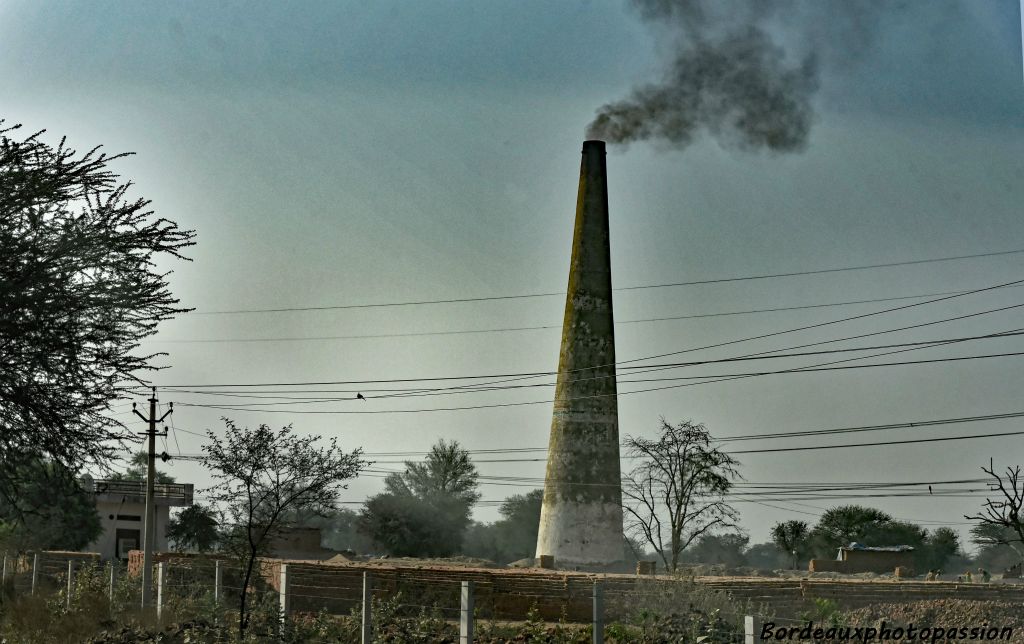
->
xmin=586 ymin=0 xmax=887 ymax=152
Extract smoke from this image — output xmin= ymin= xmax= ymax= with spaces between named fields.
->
xmin=586 ymin=0 xmax=888 ymax=152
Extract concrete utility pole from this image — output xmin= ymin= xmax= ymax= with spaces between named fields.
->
xmin=132 ymin=387 xmax=172 ymax=608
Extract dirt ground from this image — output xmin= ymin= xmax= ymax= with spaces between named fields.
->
xmin=844 ymin=599 xmax=1024 ymax=641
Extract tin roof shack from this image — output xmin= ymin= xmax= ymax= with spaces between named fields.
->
xmin=809 ymin=543 xmax=914 ymax=575
xmin=86 ymin=479 xmax=194 ymax=561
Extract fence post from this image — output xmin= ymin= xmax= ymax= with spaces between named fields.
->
xmin=745 ymin=615 xmax=763 ymax=644
xmin=156 ymin=562 xmax=165 ymax=622
xmin=593 ymin=580 xmax=603 ymax=644
xmin=109 ymin=563 xmax=116 ymax=603
xmin=66 ymin=560 xmax=74 ymax=610
xmin=279 ymin=564 xmax=290 ymax=623
xmin=31 ymin=554 xmax=39 ymax=595
xmin=361 ymin=571 xmax=372 ymax=644
xmin=460 ymin=580 xmax=474 ymax=643
xmin=214 ymin=560 xmax=223 ymax=605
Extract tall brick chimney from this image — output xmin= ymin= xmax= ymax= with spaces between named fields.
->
xmin=535 ymin=140 xmax=624 ymax=567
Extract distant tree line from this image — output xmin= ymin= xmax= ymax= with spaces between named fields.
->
xmin=767 ymin=507 xmax=965 ymax=573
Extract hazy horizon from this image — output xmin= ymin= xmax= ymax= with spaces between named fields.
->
xmin=2 ymin=0 xmax=1022 ymax=555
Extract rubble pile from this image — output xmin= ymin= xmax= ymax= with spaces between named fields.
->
xmin=844 ymin=599 xmax=1024 ymax=641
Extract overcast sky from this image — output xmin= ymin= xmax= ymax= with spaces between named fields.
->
xmin=2 ymin=0 xmax=1022 ymax=549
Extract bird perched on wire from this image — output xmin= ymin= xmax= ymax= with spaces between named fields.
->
xmin=356 ymin=393 xmax=366 ymax=401
xmin=929 ymin=485 xmax=933 ymax=495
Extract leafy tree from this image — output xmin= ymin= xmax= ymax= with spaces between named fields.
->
xmin=771 ymin=520 xmax=811 ymax=569
xmin=683 ymin=533 xmax=749 ymax=567
xmin=0 ymin=458 xmax=101 ymax=551
xmin=359 ymin=493 xmax=455 ymax=557
xmin=462 ymin=521 xmax=503 ymax=563
xmin=965 ymin=460 xmax=1024 ymax=564
xmin=808 ymin=505 xmax=960 ymax=572
xmin=869 ymin=520 xmax=938 ymax=570
xmin=622 ymin=419 xmax=741 ymax=572
xmin=462 ymin=489 xmax=544 ymax=564
xmin=871 ymin=520 xmax=926 ymax=548
xmin=304 ymin=507 xmax=376 ymax=555
xmin=493 ymin=489 xmax=543 ymax=562
xmin=360 ymin=439 xmax=480 ymax=557
xmin=107 ymin=451 xmax=176 ymax=484
xmin=0 ymin=122 xmax=195 ymax=507
xmin=167 ymin=503 xmax=219 ymax=552
xmin=919 ymin=526 xmax=960 ymax=572
xmin=202 ymin=419 xmax=364 ymax=640
xmin=745 ymin=543 xmax=792 ymax=570
xmin=385 ymin=439 xmax=480 ymax=507
xmin=809 ymin=505 xmax=893 ymax=557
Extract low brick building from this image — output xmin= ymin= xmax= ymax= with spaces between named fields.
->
xmin=810 ymin=544 xmax=914 ymax=574
xmin=85 ymin=479 xmax=194 ymax=561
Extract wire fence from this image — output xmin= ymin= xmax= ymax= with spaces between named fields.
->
xmin=7 ymin=552 xmax=1024 ymax=642
xmin=3 ymin=552 xmax=908 ymax=642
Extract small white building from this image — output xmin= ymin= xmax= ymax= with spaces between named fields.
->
xmin=85 ymin=479 xmax=194 ymax=561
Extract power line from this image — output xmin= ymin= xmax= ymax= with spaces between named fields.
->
xmin=372 ymin=319 xmax=1024 ymax=403
xmin=618 ymin=278 xmax=1024 ymax=368
xmin=166 ymin=425 xmax=206 ymax=439
xmin=135 ymin=330 xmax=1024 ymax=400
xmin=556 ymin=303 xmax=1024 ymax=410
xmin=152 ymin=411 xmax=1024 ymax=478
xmin=718 ymin=410 xmax=1024 ymax=443
xmin=354 ymin=416 xmax=1024 ymax=461
xmin=146 ymin=287 xmax=1024 ymax=344
xmin=173 ymin=349 xmax=1024 ymax=414
xmin=726 ymin=497 xmax=976 ymax=525
xmin=190 ymin=248 xmax=1024 ymax=315
xmin=597 ymin=309 xmax=1024 ymax=408
xmin=724 ymin=492 xmax=991 ymax=501
xmin=169 ymin=348 xmax=1024 ymax=408
xmin=728 ymin=429 xmax=1024 ymax=455
xmin=140 ymin=278 xmax=1024 ymax=391
xmin=356 ymin=469 xmax=988 ymax=498
xmin=637 ymin=350 xmax=1024 ymax=383
xmin=180 ymin=419 xmax=1024 ymax=464
xmin=342 ymin=280 xmax=1024 ymax=406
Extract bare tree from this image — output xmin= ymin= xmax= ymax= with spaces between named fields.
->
xmin=965 ymin=459 xmax=1024 ymax=563
xmin=622 ymin=419 xmax=741 ymax=572
xmin=202 ymin=419 xmax=365 ymax=640
xmin=0 ymin=121 xmax=194 ymax=505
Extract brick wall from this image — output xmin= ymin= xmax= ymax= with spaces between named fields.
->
xmin=256 ymin=562 xmax=1024 ymax=622
xmin=122 ymin=555 xmax=1024 ymax=623
xmin=127 ymin=549 xmax=176 ymax=576
xmin=843 ymin=550 xmax=914 ymax=573
xmin=20 ymin=551 xmax=100 ymax=576
xmin=809 ymin=559 xmax=859 ymax=573
xmin=810 ymin=552 xmax=914 ymax=575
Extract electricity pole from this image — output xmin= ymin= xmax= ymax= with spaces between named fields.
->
xmin=132 ymin=387 xmax=172 ymax=608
